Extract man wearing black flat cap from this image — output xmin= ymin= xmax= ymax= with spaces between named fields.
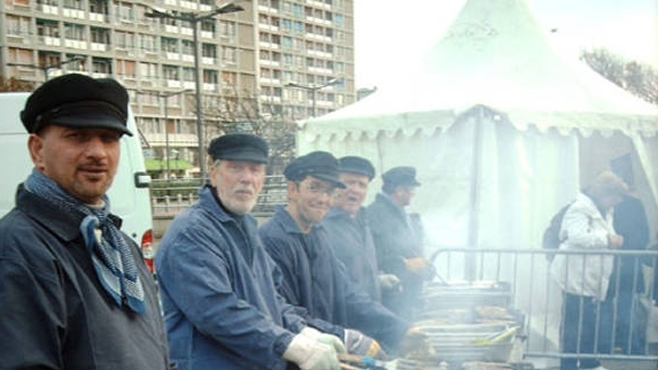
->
xmin=156 ymin=135 xmax=346 ymax=370
xmin=0 ymin=74 xmax=174 ymax=369
xmin=259 ymin=152 xmax=418 ymax=361
xmin=322 ymin=156 xmax=401 ymax=303
xmin=367 ymin=166 xmax=434 ymax=320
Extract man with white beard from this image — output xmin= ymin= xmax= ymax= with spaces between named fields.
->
xmin=155 ymin=134 xmax=345 ymax=370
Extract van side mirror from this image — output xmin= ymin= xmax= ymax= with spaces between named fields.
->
xmin=134 ymin=172 xmax=152 ymax=188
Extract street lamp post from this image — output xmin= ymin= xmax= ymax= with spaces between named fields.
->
xmin=160 ymin=89 xmax=191 ymax=181
xmin=145 ymin=2 xmax=244 ymax=179
xmin=7 ymin=56 xmax=85 ymax=81
xmin=285 ymin=78 xmax=339 ymax=118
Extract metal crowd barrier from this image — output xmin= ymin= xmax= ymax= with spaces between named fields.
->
xmin=150 ymin=175 xmax=287 ymax=217
xmin=426 ymin=247 xmax=658 ymax=368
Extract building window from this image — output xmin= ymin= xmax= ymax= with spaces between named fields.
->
xmin=219 ymin=21 xmax=236 ymax=38
xmin=64 ymin=23 xmax=85 ymax=41
xmin=91 ymin=28 xmax=110 ymax=44
xmin=202 ymin=44 xmax=217 ymax=58
xmin=92 ymin=58 xmax=112 ymax=74
xmin=63 ymin=0 xmax=82 ymax=9
xmin=182 ymin=67 xmax=195 ymax=83
xmin=116 ymin=59 xmax=136 ymax=78
xmin=334 ymin=13 xmax=343 ymax=27
xmin=139 ymin=62 xmax=157 ymax=79
xmin=163 ymin=65 xmax=179 ymax=80
xmin=141 ymin=34 xmax=157 ymax=52
xmin=115 ymin=3 xmax=134 ymax=22
xmin=6 ymin=15 xmax=30 ymax=36
xmin=204 ymin=70 xmax=219 ymax=84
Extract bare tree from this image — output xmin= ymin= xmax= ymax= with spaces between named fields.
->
xmin=0 ymin=75 xmax=34 ymax=92
xmin=581 ymin=48 xmax=658 ymax=105
xmin=203 ymin=87 xmax=297 ymax=175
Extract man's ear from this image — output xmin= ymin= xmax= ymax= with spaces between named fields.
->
xmin=286 ymin=180 xmax=297 ymax=195
xmin=27 ymin=133 xmax=45 ymax=171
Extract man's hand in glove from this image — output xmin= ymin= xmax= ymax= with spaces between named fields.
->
xmin=398 ymin=327 xmax=435 ymax=359
xmin=404 ymin=258 xmax=436 ymax=281
xmin=344 ymin=329 xmax=388 ymax=360
xmin=283 ymin=333 xmax=342 ymax=370
xmin=301 ymin=327 xmax=346 ymax=354
xmin=403 ymin=257 xmax=428 ymax=273
xmin=378 ymin=274 xmax=402 ymax=292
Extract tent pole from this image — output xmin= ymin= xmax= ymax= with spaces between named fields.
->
xmin=465 ymin=106 xmax=485 ymax=282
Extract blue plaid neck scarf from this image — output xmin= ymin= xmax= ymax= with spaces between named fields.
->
xmin=25 ymin=169 xmax=145 ymax=313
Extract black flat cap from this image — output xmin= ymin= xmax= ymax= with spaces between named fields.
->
xmin=208 ymin=133 xmax=269 ymax=164
xmin=284 ymin=151 xmax=346 ymax=188
xmin=21 ymin=73 xmax=132 ymax=136
xmin=339 ymin=156 xmax=375 ymax=180
xmin=382 ymin=166 xmax=421 ymax=188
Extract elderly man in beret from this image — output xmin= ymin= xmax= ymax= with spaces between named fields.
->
xmin=259 ymin=151 xmax=422 ymax=360
xmin=321 ymin=156 xmax=401 ymax=302
xmin=155 ymin=134 xmax=345 ymax=370
xmin=0 ymin=74 xmax=173 ymax=369
xmin=367 ymin=166 xmax=435 ymax=320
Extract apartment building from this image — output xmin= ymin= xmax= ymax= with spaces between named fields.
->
xmin=0 ymin=0 xmax=355 ymax=176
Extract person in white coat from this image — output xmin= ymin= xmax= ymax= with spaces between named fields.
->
xmin=550 ymin=170 xmax=627 ymax=370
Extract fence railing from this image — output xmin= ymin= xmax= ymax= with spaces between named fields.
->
xmin=150 ymin=175 xmax=287 ymax=217
xmin=422 ymin=247 xmax=658 ymax=368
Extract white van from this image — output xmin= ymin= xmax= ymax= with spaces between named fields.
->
xmin=0 ymin=92 xmax=155 ymax=268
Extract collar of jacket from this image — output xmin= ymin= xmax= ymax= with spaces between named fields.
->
xmin=375 ymin=192 xmax=407 ymax=221
xmin=325 ymin=207 xmax=351 ymax=221
xmin=16 ymin=183 xmax=122 ymax=243
xmin=198 ymin=184 xmax=239 ymax=224
xmin=273 ymin=204 xmax=325 ymax=235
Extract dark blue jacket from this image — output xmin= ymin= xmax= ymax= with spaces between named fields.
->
xmin=367 ymin=193 xmax=425 ymax=319
xmin=321 ymin=207 xmax=381 ymax=302
xmin=155 ymin=186 xmax=306 ymax=370
xmin=259 ymin=206 xmax=409 ymax=350
xmin=610 ymin=194 xmax=650 ymax=296
xmin=0 ymin=185 xmax=171 ymax=370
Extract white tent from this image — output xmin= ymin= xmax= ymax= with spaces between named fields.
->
xmin=298 ymin=0 xmax=658 ymax=252
xmin=297 ymin=0 xmax=658 ymax=355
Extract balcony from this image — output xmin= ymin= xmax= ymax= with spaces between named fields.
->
xmin=166 ymin=80 xmax=182 ymax=88
xmin=64 ymin=39 xmax=88 ymax=49
xmin=165 ymin=52 xmax=181 ymax=61
xmin=62 ymin=7 xmax=85 ymax=19
xmin=41 ymin=36 xmax=61 ymax=46
xmin=89 ymin=12 xmax=107 ymax=22
xmin=202 ymin=83 xmax=216 ymax=91
xmin=39 ymin=4 xmax=59 ymax=15
xmin=179 ymin=0 xmax=198 ymax=10
xmin=90 ymin=42 xmax=108 ymax=52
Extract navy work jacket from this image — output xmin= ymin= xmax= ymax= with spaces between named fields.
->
xmin=367 ymin=193 xmax=426 ymax=319
xmin=321 ymin=207 xmax=381 ymax=302
xmin=0 ymin=185 xmax=171 ymax=370
xmin=155 ymin=186 xmax=306 ymax=370
xmin=259 ymin=206 xmax=409 ymax=350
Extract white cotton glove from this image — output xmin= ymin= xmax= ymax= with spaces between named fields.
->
xmin=283 ymin=333 xmax=341 ymax=370
xmin=301 ymin=327 xmax=346 ymax=354
xmin=378 ymin=274 xmax=402 ymax=292
xmin=344 ymin=329 xmax=388 ymax=360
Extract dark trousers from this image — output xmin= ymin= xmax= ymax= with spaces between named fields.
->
xmin=561 ymin=292 xmax=602 ymax=370
xmin=599 ymin=291 xmax=644 ymax=355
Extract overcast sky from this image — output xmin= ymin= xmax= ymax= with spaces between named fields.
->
xmin=353 ymin=0 xmax=658 ymax=88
